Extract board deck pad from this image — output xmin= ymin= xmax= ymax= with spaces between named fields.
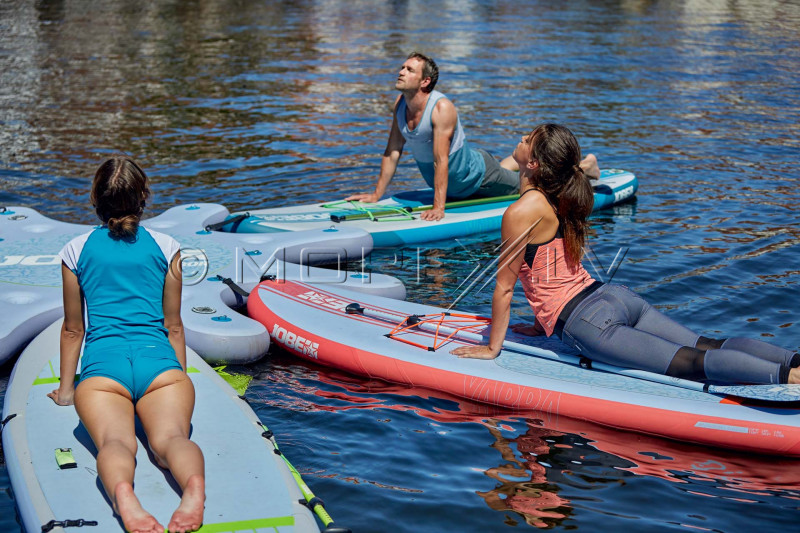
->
xmin=1 ymin=320 xmax=322 ymax=532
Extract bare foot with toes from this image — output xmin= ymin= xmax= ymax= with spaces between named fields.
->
xmin=115 ymin=482 xmax=164 ymax=533
xmin=168 ymin=474 xmax=205 ymax=533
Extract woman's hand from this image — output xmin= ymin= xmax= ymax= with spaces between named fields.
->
xmin=48 ymin=387 xmax=75 ymax=406
xmin=451 ymin=344 xmax=501 ymax=360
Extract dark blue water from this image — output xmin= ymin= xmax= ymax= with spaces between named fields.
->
xmin=2 ymin=0 xmax=800 ymax=531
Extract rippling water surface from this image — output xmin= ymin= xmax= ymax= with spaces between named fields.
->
xmin=2 ymin=0 xmax=800 ymax=531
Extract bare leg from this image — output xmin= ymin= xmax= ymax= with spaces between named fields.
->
xmin=580 ymin=153 xmax=600 ymax=179
xmin=136 ymin=369 xmax=205 ymax=533
xmin=504 ymin=152 xmax=599 ymax=179
xmin=75 ymin=378 xmax=164 ymax=533
xmin=790 ymin=368 xmax=800 ymax=384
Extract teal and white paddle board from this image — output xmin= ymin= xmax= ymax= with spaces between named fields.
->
xmin=1 ymin=319 xmax=331 ymax=533
xmin=220 ymin=169 xmax=637 ymax=247
xmin=248 ymin=279 xmax=800 ymax=457
xmin=0 ymin=204 xmax=404 ymax=365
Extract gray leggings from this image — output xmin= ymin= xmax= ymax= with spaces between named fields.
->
xmin=475 ymin=149 xmax=519 ymax=197
xmin=560 ymin=284 xmax=797 ymax=384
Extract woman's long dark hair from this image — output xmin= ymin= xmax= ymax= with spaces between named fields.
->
xmin=90 ymin=156 xmax=150 ymax=239
xmin=527 ymin=124 xmax=593 ymax=266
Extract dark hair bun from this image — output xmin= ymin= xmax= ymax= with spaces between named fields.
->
xmin=107 ymin=214 xmax=140 ymax=239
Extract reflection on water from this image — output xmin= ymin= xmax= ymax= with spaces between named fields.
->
xmin=243 ymin=352 xmax=800 ymax=530
xmin=478 ymin=420 xmax=572 ymax=528
xmin=3 ymin=0 xmax=800 ymax=531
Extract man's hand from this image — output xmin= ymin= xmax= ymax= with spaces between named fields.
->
xmin=420 ymin=207 xmax=445 ymax=221
xmin=344 ymin=193 xmax=380 ymax=203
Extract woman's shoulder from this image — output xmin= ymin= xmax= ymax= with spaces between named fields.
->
xmin=503 ymin=191 xmax=558 ymax=241
xmin=506 ymin=190 xmax=555 ymax=220
xmin=58 ymin=228 xmax=103 ymax=268
xmin=140 ymin=226 xmax=177 ymax=242
xmin=140 ymin=227 xmax=181 ymax=263
xmin=63 ymin=227 xmax=99 ymax=246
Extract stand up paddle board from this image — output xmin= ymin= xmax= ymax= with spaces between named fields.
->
xmin=247 ymin=279 xmax=800 ymax=457
xmin=219 ymin=169 xmax=637 ymax=246
xmin=1 ymin=319 xmax=346 ymax=533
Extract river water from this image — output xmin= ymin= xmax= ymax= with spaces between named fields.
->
xmin=2 ymin=0 xmax=799 ymax=531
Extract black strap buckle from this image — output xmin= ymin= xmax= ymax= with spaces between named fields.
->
xmin=1 ymin=413 xmax=17 ymax=428
xmin=301 ymin=496 xmax=325 ymax=510
xmin=204 ymin=212 xmax=250 ymax=233
xmin=42 ymin=519 xmax=98 ymax=532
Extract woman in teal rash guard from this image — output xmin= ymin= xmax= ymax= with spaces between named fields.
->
xmin=48 ymin=157 xmax=205 ymax=533
xmin=452 ymin=124 xmax=800 ymax=386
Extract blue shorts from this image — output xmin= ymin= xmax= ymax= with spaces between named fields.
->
xmin=78 ymin=342 xmax=183 ymax=401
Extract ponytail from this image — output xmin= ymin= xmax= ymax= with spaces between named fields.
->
xmin=557 ymin=167 xmax=593 ymax=265
xmin=527 ymin=124 xmax=592 ymax=266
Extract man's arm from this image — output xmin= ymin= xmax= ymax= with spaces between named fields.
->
xmin=346 ymin=97 xmax=405 ymax=203
xmin=421 ymin=98 xmax=457 ymax=221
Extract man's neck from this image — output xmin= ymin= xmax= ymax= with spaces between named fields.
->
xmin=402 ymin=88 xmax=431 ymax=113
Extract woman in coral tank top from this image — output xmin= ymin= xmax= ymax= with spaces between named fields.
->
xmin=452 ymin=124 xmax=799 ymax=385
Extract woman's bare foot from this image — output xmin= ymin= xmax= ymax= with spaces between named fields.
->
xmin=510 ymin=323 xmax=544 ymax=337
xmin=168 ymin=474 xmax=205 ymax=533
xmin=580 ymin=153 xmax=601 ymax=180
xmin=114 ymin=482 xmax=164 ymax=533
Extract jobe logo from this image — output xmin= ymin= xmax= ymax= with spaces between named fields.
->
xmin=296 ymin=290 xmax=350 ymax=310
xmin=0 ymin=255 xmax=61 ymax=266
xmin=271 ymin=324 xmax=319 ymax=358
xmin=614 ymin=186 xmax=635 ymax=202
xmin=256 ymin=213 xmax=331 ymax=223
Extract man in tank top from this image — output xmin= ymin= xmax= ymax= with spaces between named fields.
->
xmin=346 ymin=52 xmax=600 ymax=221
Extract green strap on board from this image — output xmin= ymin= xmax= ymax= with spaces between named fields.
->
xmin=191 ymin=516 xmax=294 ymax=532
xmin=322 ymin=200 xmax=413 ymax=222
xmin=327 ymin=194 xmax=519 ymax=222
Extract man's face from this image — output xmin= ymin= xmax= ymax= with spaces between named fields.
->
xmin=395 ymin=58 xmax=428 ymax=92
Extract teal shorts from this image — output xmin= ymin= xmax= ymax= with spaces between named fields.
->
xmin=78 ymin=342 xmax=183 ymax=401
